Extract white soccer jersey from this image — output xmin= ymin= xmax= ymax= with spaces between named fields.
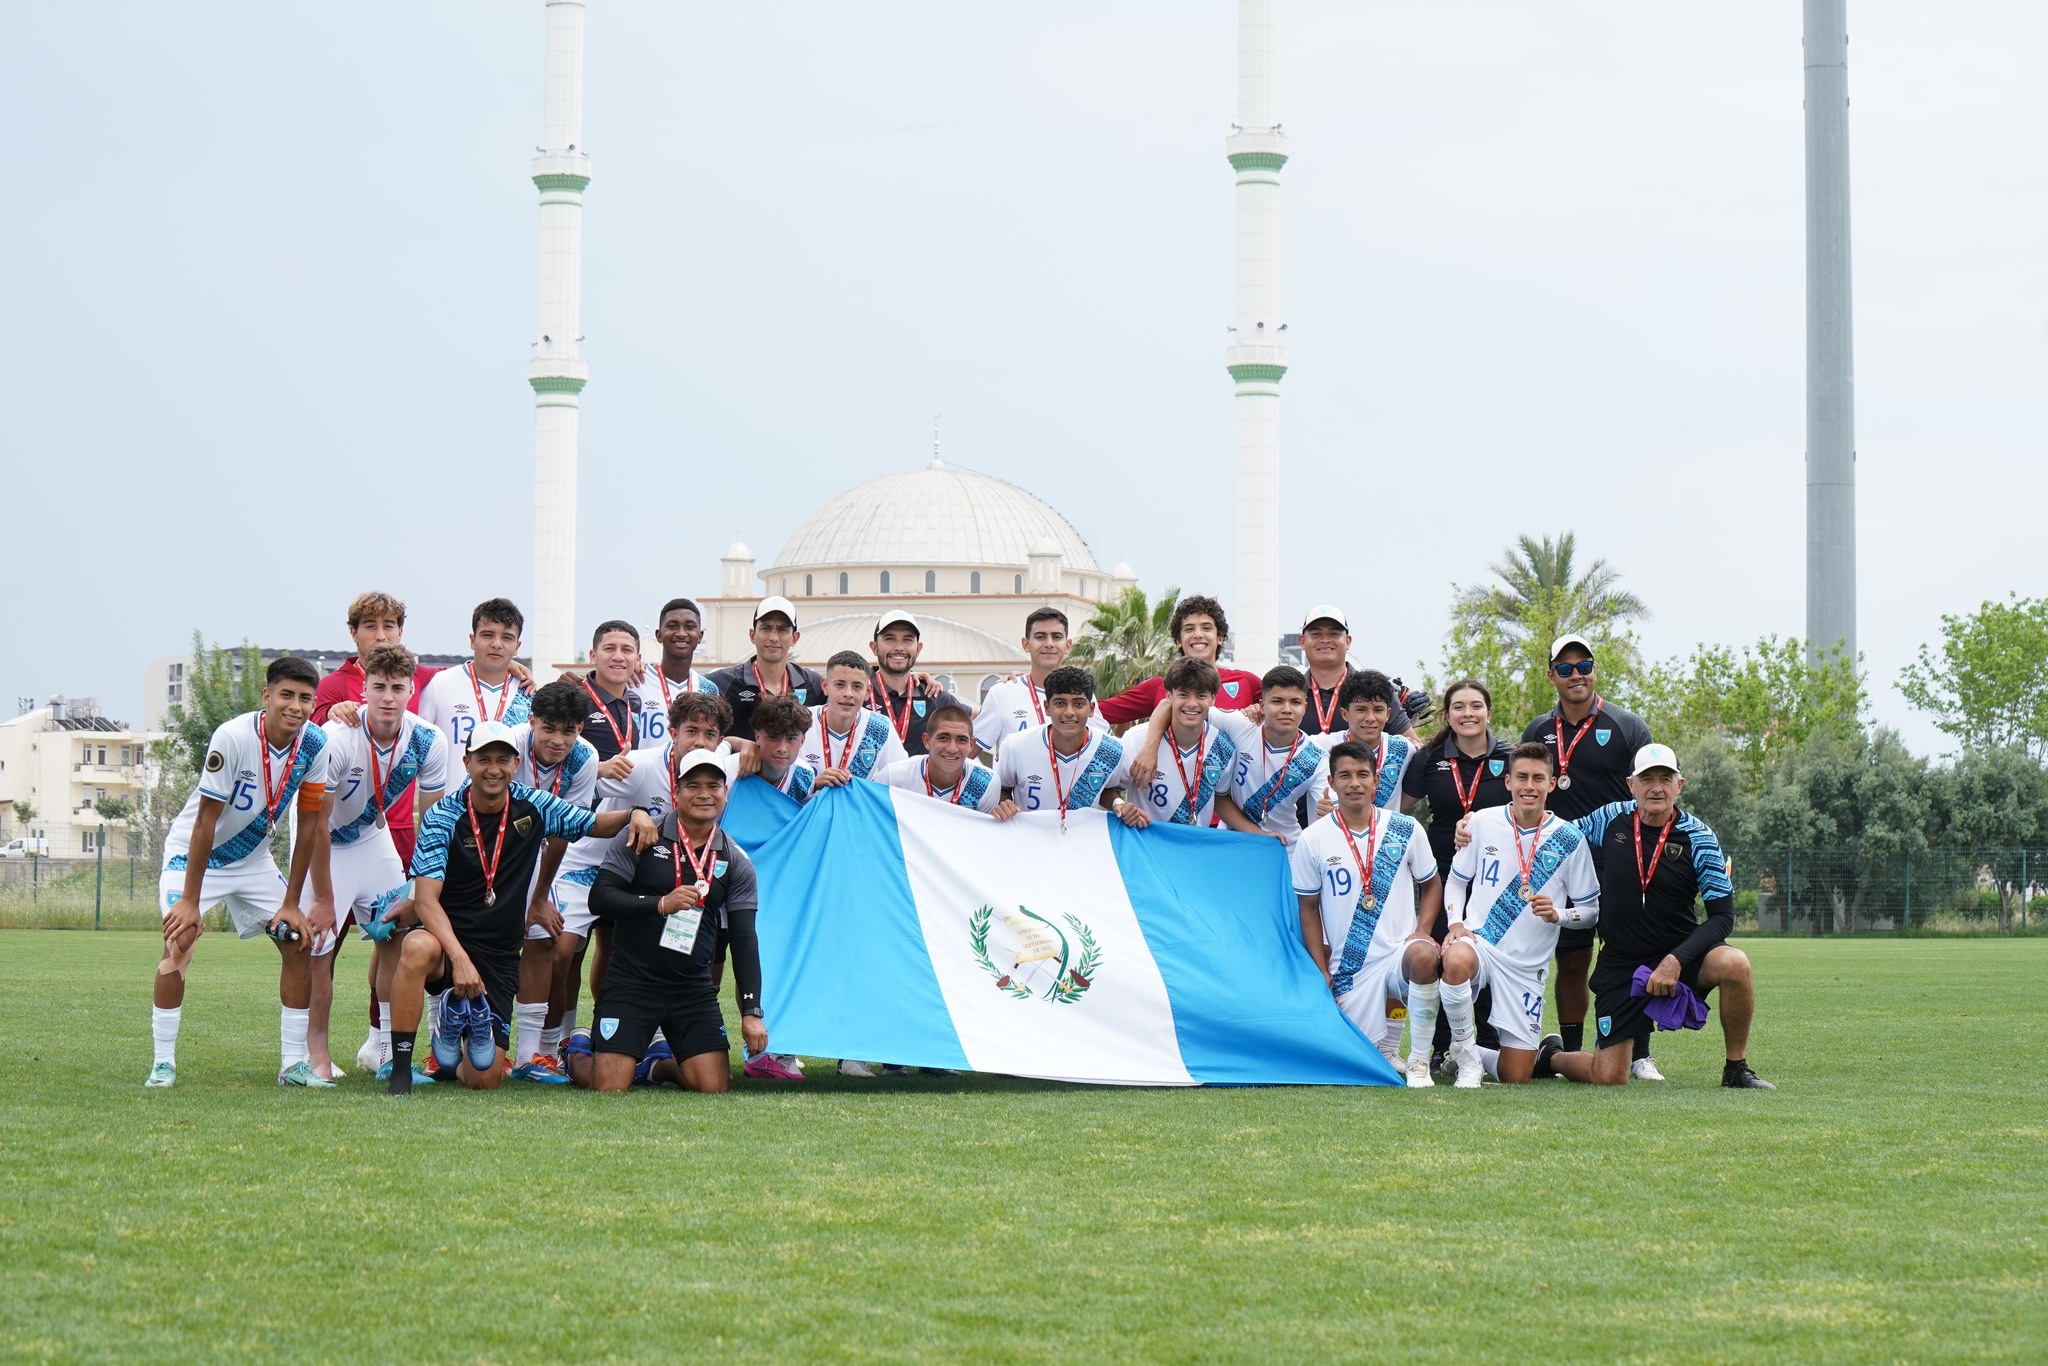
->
xmin=636 ymin=663 xmax=719 ymax=750
xmin=879 ymin=755 xmax=1003 ymax=813
xmin=762 ymin=760 xmax=819 ymax=805
xmin=994 ymin=722 xmax=1129 ymax=817
xmin=1446 ymin=806 xmax=1600 ymax=974
xmin=166 ymin=711 xmax=331 ymax=873
xmin=1226 ymin=728 xmax=1330 ymax=844
xmin=1314 ymin=731 xmax=1417 ymax=813
xmin=972 ymin=675 xmax=1108 ymax=752
xmin=1126 ymin=709 xmax=1257 ymax=827
xmin=557 ymin=739 xmax=677 ymax=877
xmin=801 ymin=708 xmax=907 ymax=781
xmin=415 ymin=662 xmax=531 ymax=759
xmin=1290 ymin=808 xmax=1438 ymax=999
xmin=321 ymin=714 xmax=449 ymax=847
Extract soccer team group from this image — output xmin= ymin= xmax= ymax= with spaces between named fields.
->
xmin=146 ymin=587 xmax=1774 ymax=1096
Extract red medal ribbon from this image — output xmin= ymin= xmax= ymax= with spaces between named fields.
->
xmin=871 ymin=677 xmax=915 ymax=742
xmin=579 ymin=676 xmax=635 ymax=753
xmin=751 ymin=661 xmax=792 ymax=698
xmin=923 ymin=759 xmax=967 ymax=805
xmin=466 ymin=662 xmax=513 ymax=724
xmin=466 ymin=796 xmax=510 ymax=907
xmin=1448 ymin=752 xmax=1487 ymax=814
xmin=1025 ymin=678 xmax=1046 ymax=726
xmin=821 ymin=716 xmax=859 ymax=772
xmin=1310 ymin=677 xmax=1343 ymax=734
xmin=1336 ymin=809 xmax=1381 ymax=910
xmin=1167 ymin=725 xmax=1209 ymax=825
xmin=364 ymin=726 xmax=395 ymax=823
xmin=1043 ymin=729 xmax=1079 ymax=822
xmin=1554 ymin=698 xmax=1605 ymax=785
xmin=1511 ymin=812 xmax=1549 ymax=896
xmin=664 ymin=755 xmax=720 ymax=893
xmin=1633 ymin=810 xmax=1676 ymax=894
xmin=255 ymin=713 xmax=305 ymax=825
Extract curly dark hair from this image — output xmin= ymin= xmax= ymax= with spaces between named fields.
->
xmin=668 ymin=692 xmax=733 ymax=735
xmin=1170 ymin=594 xmax=1229 ymax=644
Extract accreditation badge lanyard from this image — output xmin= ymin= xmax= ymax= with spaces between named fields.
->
xmin=1168 ymin=726 xmax=1210 ymax=825
xmin=256 ymin=714 xmax=304 ymax=826
xmin=1511 ymin=812 xmax=1550 ymax=900
xmin=1337 ymin=810 xmax=1381 ymax=913
xmin=467 ymin=662 xmax=511 ymax=724
xmin=579 ymin=676 xmax=635 ymax=752
xmin=924 ymin=760 xmax=966 ymax=806
xmin=1553 ymin=699 xmax=1604 ymax=791
xmin=467 ymin=797 xmax=510 ymax=908
xmin=1634 ymin=811 xmax=1675 ymax=896
xmin=871 ymin=678 xmax=915 ymax=743
xmin=663 ymin=760 xmax=719 ymax=899
xmin=1310 ymin=679 xmax=1342 ymax=735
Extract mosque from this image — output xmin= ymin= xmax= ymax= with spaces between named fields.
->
xmin=696 ymin=453 xmax=1136 ymax=704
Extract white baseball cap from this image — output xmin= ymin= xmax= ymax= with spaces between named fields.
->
xmin=873 ymin=610 xmax=920 ymax=637
xmin=1301 ymin=604 xmax=1349 ymax=632
xmin=1630 ymin=743 xmax=1682 ymax=778
xmin=753 ymin=595 xmax=799 ymax=629
xmin=1550 ymin=632 xmax=1594 ymax=662
xmin=465 ymin=720 xmax=520 ymax=756
xmin=674 ymin=746 xmax=737 ymax=783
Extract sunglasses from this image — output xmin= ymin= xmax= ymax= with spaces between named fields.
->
xmin=1552 ymin=659 xmax=1596 ymax=678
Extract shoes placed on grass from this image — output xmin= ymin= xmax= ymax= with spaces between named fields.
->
xmin=143 ymin=1061 xmax=176 ymax=1089
xmin=374 ymin=1060 xmax=437 ymax=1087
xmin=511 ymin=1054 xmax=570 ymax=1084
xmin=1630 ymin=1057 xmax=1667 ymax=1082
xmin=430 ymin=1008 xmax=465 ymax=1072
xmin=1452 ymin=1043 xmax=1484 ymax=1090
xmin=355 ymin=1034 xmax=382 ymax=1072
xmin=880 ymin=1064 xmax=911 ymax=1077
xmin=278 ymin=1061 xmax=336 ymax=1088
xmin=633 ymin=1040 xmax=673 ymax=1087
xmin=439 ymin=995 xmax=498 ymax=1073
xmin=1722 ymin=1060 xmax=1776 ymax=1090
xmin=743 ymin=1053 xmax=805 ymax=1081
xmin=838 ymin=1059 xmax=875 ymax=1079
xmin=919 ymin=1067 xmax=958 ymax=1076
xmin=1405 ymin=1055 xmax=1434 ymax=1089
xmin=1430 ymin=1048 xmax=1454 ymax=1080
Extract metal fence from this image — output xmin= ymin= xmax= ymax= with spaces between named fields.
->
xmin=0 ymin=850 xmax=163 ymax=931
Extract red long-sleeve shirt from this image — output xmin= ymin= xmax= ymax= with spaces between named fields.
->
xmin=1095 ymin=666 xmax=1264 ymax=726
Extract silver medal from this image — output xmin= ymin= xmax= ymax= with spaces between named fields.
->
xmin=375 ymin=811 xmax=387 ymax=829
xmin=694 ymin=879 xmax=710 ymax=897
xmin=1557 ymin=774 xmax=1571 ymax=790
xmin=484 ymin=889 xmax=497 ymax=907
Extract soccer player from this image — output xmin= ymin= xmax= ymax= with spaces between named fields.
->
xmin=578 ymin=619 xmax=645 ymax=764
xmin=1543 ymin=744 xmax=1773 ymax=1089
xmin=869 ymin=612 xmax=961 ymax=756
xmin=147 ymin=657 xmax=334 ymax=1089
xmin=1522 ymin=632 xmax=1660 ymax=1077
xmin=388 ymin=722 xmax=647 ymax=1094
xmin=1439 ymin=742 xmax=1600 ymax=1088
xmin=311 ymin=645 xmax=448 ymax=1080
xmin=802 ymin=651 xmax=909 ymax=786
xmin=973 ymin=607 xmax=1107 ymax=760
xmin=750 ymin=693 xmax=818 ymax=803
xmin=416 ymin=598 xmax=533 ymax=758
xmin=1118 ymin=658 xmax=1258 ymax=829
xmin=710 ymin=596 xmax=824 ymax=741
xmin=994 ymin=665 xmax=1134 ymax=822
xmin=1290 ymin=741 xmax=1443 ymax=1084
xmin=1313 ymin=671 xmax=1415 ymax=816
xmin=1294 ymin=606 xmax=1422 ymax=740
xmin=1096 ymin=594 xmax=1264 ymax=725
xmin=879 ymin=703 xmax=1016 ymax=816
xmin=1216 ymin=665 xmax=1327 ymax=845
xmin=637 ymin=597 xmax=721 ymax=751
xmin=569 ymin=748 xmax=767 ymax=1092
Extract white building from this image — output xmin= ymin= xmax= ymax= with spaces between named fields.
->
xmin=0 ymin=701 xmax=163 ymax=857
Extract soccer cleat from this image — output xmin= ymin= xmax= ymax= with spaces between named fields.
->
xmin=743 ymin=1053 xmax=806 ymax=1081
xmin=323 ymin=1064 xmax=346 ymax=1081
xmin=633 ymin=1040 xmax=673 ymax=1087
xmin=1430 ymin=1048 xmax=1455 ymax=1080
xmin=460 ymin=1000 xmax=499 ymax=1074
xmin=1405 ymin=1056 xmax=1435 ymax=1089
xmin=880 ymin=1064 xmax=911 ymax=1077
xmin=431 ymin=1001 xmax=467 ymax=1072
xmin=511 ymin=1054 xmax=570 ymax=1085
xmin=279 ymin=1061 xmax=337 ymax=1089
xmin=1535 ymin=1034 xmax=1564 ymax=1079
xmin=838 ymin=1059 xmax=875 ymax=1079
xmin=143 ymin=1061 xmax=177 ymax=1089
xmin=1722 ymin=1060 xmax=1776 ymax=1090
xmin=1630 ymin=1057 xmax=1667 ymax=1083
xmin=355 ymin=1033 xmax=382 ymax=1072
xmin=1453 ymin=1043 xmax=1483 ymax=1090
xmin=374 ymin=1060 xmax=437 ymax=1086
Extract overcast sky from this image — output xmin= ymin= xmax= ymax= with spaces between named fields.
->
xmin=6 ymin=2 xmax=2042 ymax=752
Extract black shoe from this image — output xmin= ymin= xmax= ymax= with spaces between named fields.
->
xmin=1430 ymin=1048 xmax=1452 ymax=1079
xmin=1722 ymin=1060 xmax=1776 ymax=1090
xmin=1535 ymin=1033 xmax=1563 ymax=1079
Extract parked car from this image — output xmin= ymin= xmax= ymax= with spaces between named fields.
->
xmin=0 ymin=837 xmax=51 ymax=858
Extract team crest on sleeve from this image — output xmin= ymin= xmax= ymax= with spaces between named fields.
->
xmin=1489 ymin=759 xmax=1505 ymax=777
xmin=1595 ymin=728 xmax=1612 ymax=746
xmin=205 ymin=750 xmax=225 ymax=773
xmin=969 ymin=904 xmax=1099 ymax=1004
xmin=1222 ymin=681 xmax=1241 ymax=699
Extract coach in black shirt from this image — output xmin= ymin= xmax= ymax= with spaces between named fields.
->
xmin=868 ymin=611 xmax=962 ymax=757
xmin=711 ymin=596 xmax=826 ymax=741
xmin=1296 ymin=605 xmax=1421 ymax=740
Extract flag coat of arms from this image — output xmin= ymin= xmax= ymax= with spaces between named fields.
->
xmin=727 ymin=778 xmax=1399 ymax=1086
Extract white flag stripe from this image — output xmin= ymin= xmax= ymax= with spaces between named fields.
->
xmin=892 ymin=796 xmax=1195 ymax=1086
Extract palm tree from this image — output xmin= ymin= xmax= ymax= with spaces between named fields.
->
xmin=1070 ymin=585 xmax=1180 ymax=700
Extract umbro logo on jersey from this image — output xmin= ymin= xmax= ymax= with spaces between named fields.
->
xmin=652 ymin=844 xmax=670 ymax=858
xmin=1483 ymin=845 xmax=1498 ymax=855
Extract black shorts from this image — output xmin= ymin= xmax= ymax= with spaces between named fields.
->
xmin=590 ymin=984 xmax=729 ymax=1062
xmin=425 ymin=939 xmax=517 ymax=1049
xmin=1556 ymin=926 xmax=1597 ymax=956
xmin=1589 ymin=954 xmax=1710 ymax=1048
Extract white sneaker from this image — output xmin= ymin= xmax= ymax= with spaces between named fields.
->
xmin=355 ymin=1033 xmax=381 ymax=1072
xmin=1630 ymin=1057 xmax=1667 ymax=1082
xmin=838 ymin=1059 xmax=875 ymax=1078
xmin=1405 ymin=1056 xmax=1435 ymax=1089
xmin=1453 ymin=1043 xmax=1484 ymax=1089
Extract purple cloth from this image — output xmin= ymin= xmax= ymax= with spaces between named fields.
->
xmin=1630 ymin=965 xmax=1710 ymax=1031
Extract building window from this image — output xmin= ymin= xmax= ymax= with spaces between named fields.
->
xmin=170 ymin=662 xmax=184 ymax=681
xmin=979 ymin=674 xmax=1003 ymax=704
xmin=167 ymin=683 xmax=182 ymax=703
xmin=936 ymin=675 xmax=956 ymax=695
xmin=970 ymin=571 xmax=981 ymax=594
xmin=1013 ymin=574 xmax=1023 ymax=594
xmin=98 ymin=746 xmax=108 ymax=765
xmin=804 ymin=574 xmax=813 ymax=596
xmin=82 ymin=830 xmax=98 ymax=854
xmin=924 ymin=570 xmax=937 ymax=593
xmin=880 ymin=570 xmax=892 ymax=594
xmin=838 ymin=572 xmax=849 ymax=594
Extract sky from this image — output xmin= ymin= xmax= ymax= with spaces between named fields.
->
xmin=6 ymin=2 xmax=2043 ymax=754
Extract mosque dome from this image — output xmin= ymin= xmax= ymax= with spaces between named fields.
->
xmin=767 ymin=460 xmax=1100 ymax=575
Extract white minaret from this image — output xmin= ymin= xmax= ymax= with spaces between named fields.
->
xmin=528 ymin=0 xmax=591 ymax=670
xmin=1226 ymin=0 xmax=1285 ymax=671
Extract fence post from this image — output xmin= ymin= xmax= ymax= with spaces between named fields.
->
xmin=94 ymin=841 xmax=104 ymax=931
xmin=2024 ymin=850 xmax=2031 ymax=933
xmin=1785 ymin=854 xmax=1796 ymax=934
xmin=1903 ymin=856 xmax=1912 ymax=931
xmin=31 ymin=852 xmax=37 ymax=904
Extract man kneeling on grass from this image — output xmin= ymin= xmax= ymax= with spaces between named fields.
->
xmin=568 ymin=747 xmax=767 ymax=1092
xmin=388 ymin=722 xmax=649 ymax=1094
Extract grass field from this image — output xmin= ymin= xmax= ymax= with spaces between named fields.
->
xmin=3 ymin=933 xmax=2043 ymax=1362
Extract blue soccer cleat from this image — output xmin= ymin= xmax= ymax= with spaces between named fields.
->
xmin=374 ymin=1059 xmax=437 ymax=1087
xmin=431 ymin=997 xmax=468 ymax=1072
xmin=632 ymin=1039 xmax=673 ymax=1086
xmin=462 ymin=999 xmax=500 ymax=1074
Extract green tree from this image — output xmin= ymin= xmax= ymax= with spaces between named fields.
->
xmin=166 ymin=630 xmax=270 ymax=773
xmin=1928 ymin=745 xmax=2048 ymax=934
xmin=1899 ymin=594 xmax=2048 ymax=760
xmin=1436 ymin=533 xmax=1648 ymax=732
xmin=1070 ymin=585 xmax=1180 ymax=701
xmin=10 ymin=799 xmax=34 ymax=832
xmin=1634 ymin=635 xmax=1865 ymax=790
xmin=136 ymin=737 xmax=196 ymax=872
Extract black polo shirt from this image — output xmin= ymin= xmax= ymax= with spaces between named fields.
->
xmin=1521 ymin=697 xmax=1653 ymax=824
xmin=1576 ymin=802 xmax=1735 ymax=970
xmin=1298 ymin=669 xmax=1415 ymax=739
xmin=1401 ymin=735 xmax=1516 ymax=872
xmin=411 ymin=783 xmax=598 ymax=955
xmin=577 ymin=673 xmax=640 ymax=761
xmin=868 ymin=674 xmax=966 ymax=756
xmin=591 ymin=816 xmax=760 ymax=1008
xmin=709 ymin=658 xmax=827 ymax=741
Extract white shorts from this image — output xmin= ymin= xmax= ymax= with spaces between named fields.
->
xmin=1334 ymin=953 xmax=1411 ymax=1048
xmin=159 ymin=858 xmax=286 ymax=940
xmin=554 ymin=869 xmax=598 ymax=940
xmin=1467 ymin=936 xmax=1549 ymax=1051
xmin=330 ymin=835 xmax=410 ymax=952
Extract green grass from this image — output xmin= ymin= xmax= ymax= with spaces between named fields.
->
xmin=2 ymin=934 xmax=2043 ymax=1362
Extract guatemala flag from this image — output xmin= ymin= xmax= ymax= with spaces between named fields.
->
xmin=725 ymin=777 xmax=1399 ymax=1086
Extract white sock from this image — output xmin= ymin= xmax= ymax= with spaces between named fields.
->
xmin=1477 ymin=1046 xmax=1501 ymax=1081
xmin=562 ymin=1007 xmax=577 ymax=1042
xmin=152 ymin=1006 xmax=181 ymax=1066
xmin=539 ymin=1024 xmax=562 ymax=1059
xmin=377 ymin=1003 xmax=393 ymax=1065
xmin=514 ymin=1002 xmax=547 ymax=1062
xmin=1378 ymin=1011 xmax=1405 ymax=1060
xmin=1440 ymin=978 xmax=1475 ymax=1047
xmin=1406 ymin=983 xmax=1439 ymax=1062
xmin=280 ymin=1006 xmax=310 ymax=1071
